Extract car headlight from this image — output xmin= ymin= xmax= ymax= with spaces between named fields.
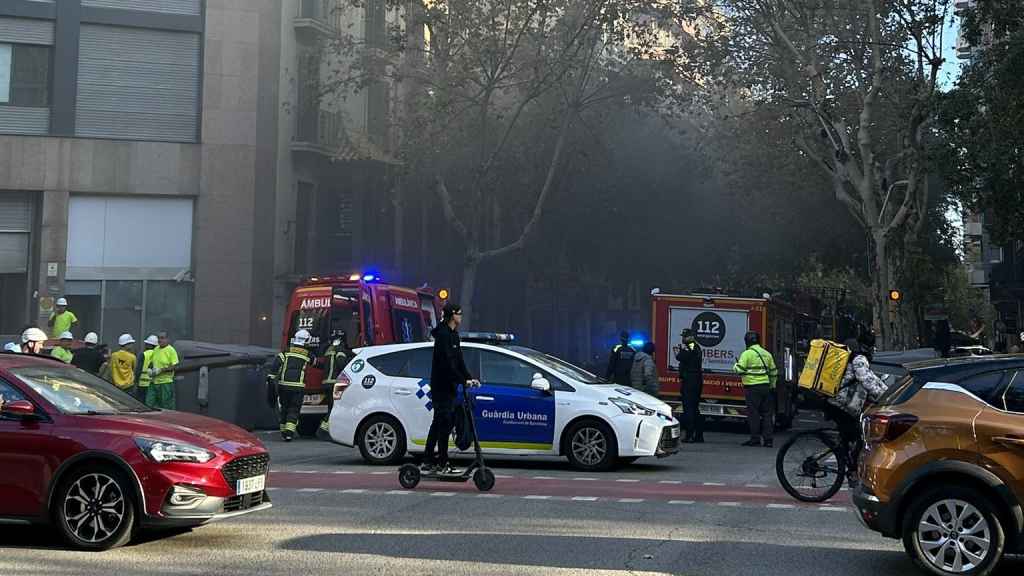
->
xmin=609 ymin=398 xmax=655 ymax=416
xmin=135 ymin=437 xmax=215 ymax=464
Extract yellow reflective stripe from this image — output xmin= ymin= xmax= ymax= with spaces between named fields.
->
xmin=283 ymin=423 xmax=298 ymax=432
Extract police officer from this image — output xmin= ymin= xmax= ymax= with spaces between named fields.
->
xmin=734 ymin=331 xmax=778 ymax=448
xmin=317 ymin=332 xmax=352 ymax=440
xmin=268 ymin=329 xmax=315 ymax=442
xmin=676 ymin=329 xmax=704 ymax=443
xmin=606 ymin=331 xmax=637 ymax=386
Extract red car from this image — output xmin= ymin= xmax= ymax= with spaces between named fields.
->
xmin=0 ymin=352 xmax=271 ymax=550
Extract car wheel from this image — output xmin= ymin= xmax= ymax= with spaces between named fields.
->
xmin=565 ymin=419 xmax=618 ymax=472
xmin=902 ymin=485 xmax=1006 ymax=576
xmin=358 ymin=415 xmax=407 ymax=465
xmin=55 ymin=464 xmax=136 ymax=551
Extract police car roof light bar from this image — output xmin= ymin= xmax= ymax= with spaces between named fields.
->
xmin=462 ymin=332 xmax=516 ymax=343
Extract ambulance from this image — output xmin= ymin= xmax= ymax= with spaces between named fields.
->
xmin=281 ymin=274 xmax=443 ymax=435
xmin=649 ymin=292 xmax=807 ymax=429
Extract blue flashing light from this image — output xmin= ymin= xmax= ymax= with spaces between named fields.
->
xmin=629 ymin=339 xmax=645 ymax=348
xmin=362 ymin=274 xmax=377 ymax=282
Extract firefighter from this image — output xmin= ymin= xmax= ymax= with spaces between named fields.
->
xmin=317 ymin=332 xmax=353 ymax=439
xmin=734 ymin=331 xmax=778 ymax=448
xmin=676 ymin=329 xmax=704 ymax=443
xmin=605 ymin=331 xmax=637 ymax=386
xmin=269 ymin=329 xmax=315 ymax=442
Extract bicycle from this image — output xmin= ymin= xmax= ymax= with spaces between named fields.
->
xmin=775 ymin=427 xmax=862 ymax=503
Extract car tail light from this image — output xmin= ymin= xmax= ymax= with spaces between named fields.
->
xmin=333 ymin=373 xmax=351 ymax=401
xmin=863 ymin=413 xmax=918 ymax=444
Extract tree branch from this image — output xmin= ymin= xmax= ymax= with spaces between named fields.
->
xmin=435 ymin=174 xmax=473 ymax=248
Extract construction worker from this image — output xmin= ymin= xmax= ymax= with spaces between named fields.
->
xmin=137 ymin=335 xmax=159 ymax=403
xmin=110 ymin=334 xmax=138 ymax=394
xmin=19 ymin=327 xmax=47 ymax=355
xmin=47 ymin=297 xmax=78 ymax=339
xmin=268 ymin=329 xmax=315 ymax=441
xmin=147 ymin=332 xmax=179 ymax=410
xmin=734 ymin=331 xmax=778 ymax=448
xmin=317 ymin=332 xmax=353 ymax=439
xmin=51 ymin=332 xmax=74 ymax=364
xmin=605 ymin=331 xmax=637 ymax=386
xmin=72 ymin=332 xmax=104 ymax=375
xmin=3 ymin=342 xmax=20 ymax=353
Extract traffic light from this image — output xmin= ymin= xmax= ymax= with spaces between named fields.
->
xmin=438 ymin=289 xmax=450 ymax=301
xmin=888 ymin=289 xmax=902 ymax=302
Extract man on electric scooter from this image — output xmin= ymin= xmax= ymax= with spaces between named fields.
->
xmin=422 ymin=302 xmax=480 ymax=475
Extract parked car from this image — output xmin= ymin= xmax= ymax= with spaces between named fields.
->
xmin=328 ymin=334 xmax=681 ymax=471
xmin=853 ymin=355 xmax=1024 ymax=576
xmin=0 ymin=351 xmax=271 ymax=550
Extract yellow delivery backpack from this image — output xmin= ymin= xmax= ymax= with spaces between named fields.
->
xmin=798 ymin=339 xmax=850 ymax=397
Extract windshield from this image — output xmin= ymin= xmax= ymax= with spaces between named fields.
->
xmin=510 ymin=346 xmax=607 ymax=385
xmin=11 ymin=365 xmax=154 ymax=415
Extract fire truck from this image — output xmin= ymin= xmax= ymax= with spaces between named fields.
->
xmin=650 ymin=292 xmax=806 ymax=430
xmin=280 ymin=274 xmax=443 ymax=436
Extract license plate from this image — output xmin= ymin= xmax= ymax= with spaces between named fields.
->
xmin=700 ymin=404 xmax=725 ymax=416
xmin=303 ymin=394 xmax=323 ymax=405
xmin=670 ymin=426 xmax=680 ymax=439
xmin=236 ymin=475 xmax=266 ymax=496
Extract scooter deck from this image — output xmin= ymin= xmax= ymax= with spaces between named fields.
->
xmin=419 ymin=467 xmax=477 ymax=482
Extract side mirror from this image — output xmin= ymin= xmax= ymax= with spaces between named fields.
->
xmin=1 ymin=400 xmax=36 ymax=418
xmin=530 ymin=373 xmax=552 ymax=393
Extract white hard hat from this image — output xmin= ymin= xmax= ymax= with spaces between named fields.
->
xmin=3 ymin=343 xmax=20 ymax=353
xmin=56 ymin=297 xmax=68 ymax=306
xmin=59 ymin=331 xmax=73 ymax=340
xmin=21 ymin=327 xmax=47 ymax=343
xmin=118 ymin=333 xmax=136 ymax=347
xmin=84 ymin=332 xmax=99 ymax=345
xmin=292 ymin=329 xmax=312 ymax=346
xmin=144 ymin=335 xmax=159 ymax=346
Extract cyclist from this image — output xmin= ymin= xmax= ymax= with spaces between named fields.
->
xmin=826 ymin=336 xmax=888 ymax=454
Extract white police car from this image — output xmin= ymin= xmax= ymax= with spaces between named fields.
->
xmin=328 ymin=334 xmax=681 ymax=471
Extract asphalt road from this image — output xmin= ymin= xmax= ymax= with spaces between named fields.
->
xmin=1 ymin=418 xmax=1021 ymax=576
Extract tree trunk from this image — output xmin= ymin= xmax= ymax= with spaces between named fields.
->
xmin=873 ymin=231 xmax=891 ymax=350
xmin=459 ymin=255 xmax=479 ymax=330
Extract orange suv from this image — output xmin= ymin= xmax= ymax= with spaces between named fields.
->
xmin=854 ymin=356 xmax=1024 ymax=576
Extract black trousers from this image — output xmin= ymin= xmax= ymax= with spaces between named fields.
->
xmin=424 ymin=398 xmax=455 ymax=466
xmin=278 ymin=386 xmax=304 ymax=436
xmin=744 ymin=385 xmax=774 ymax=440
xmin=680 ymin=373 xmax=703 ymax=438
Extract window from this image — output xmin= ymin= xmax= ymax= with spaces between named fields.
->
xmin=0 ymin=43 xmax=50 ymax=107
xmin=404 ymin=348 xmax=432 ymax=380
xmin=958 ymin=371 xmax=1010 ymax=407
xmin=367 ymin=351 xmax=407 ymax=377
xmin=11 ymin=366 xmax=151 ymax=415
xmin=144 ymin=281 xmax=193 ymax=343
xmin=479 ymin=350 xmax=538 ymax=388
xmin=1004 ymin=375 xmax=1024 ymax=413
xmin=391 ymin=309 xmax=425 ymax=344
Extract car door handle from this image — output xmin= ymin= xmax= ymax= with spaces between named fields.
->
xmin=476 ymin=396 xmax=495 ymax=401
xmin=393 ymin=388 xmax=414 ymax=396
xmin=993 ymin=436 xmax=1024 ymax=448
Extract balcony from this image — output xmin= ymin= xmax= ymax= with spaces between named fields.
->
xmin=292 ymin=107 xmax=346 ymax=156
xmin=294 ymin=0 xmax=344 ymax=40
xmin=966 ymin=221 xmax=984 ymax=237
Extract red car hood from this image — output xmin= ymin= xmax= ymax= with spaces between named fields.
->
xmin=84 ymin=411 xmax=265 ymax=455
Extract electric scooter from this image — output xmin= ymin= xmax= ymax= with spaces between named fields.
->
xmin=398 ymin=383 xmax=496 ymax=492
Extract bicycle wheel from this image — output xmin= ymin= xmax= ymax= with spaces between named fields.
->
xmin=776 ymin=430 xmax=847 ymax=503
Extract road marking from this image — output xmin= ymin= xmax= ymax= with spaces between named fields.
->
xmin=717 ymin=502 xmax=742 ymax=507
xmin=574 ymin=477 xmax=599 ymax=481
xmin=478 ymin=494 xmax=503 ymax=499
xmin=341 ymin=489 xmax=367 ymax=494
xmin=294 ymin=470 xmax=318 ymax=474
xmin=767 ymin=504 xmax=796 ymax=509
xmin=297 ymin=488 xmax=323 ymax=493
xmin=331 ymin=470 xmax=354 ymax=475
xmin=495 ymin=474 xmax=515 ymax=479
xmin=669 ymin=500 xmax=695 ymax=505
xmin=532 ymin=476 xmax=557 ymax=480
xmin=658 ymin=480 xmax=682 ymax=485
xmin=616 ymin=479 xmax=640 ymax=483
xmin=572 ymin=497 xmax=600 ymax=501
xmin=524 ymin=495 xmax=552 ymax=500
xmin=431 ymin=492 xmax=456 ymax=497
xmin=745 ymin=484 xmax=769 ymax=488
xmin=819 ymin=506 xmax=847 ymax=512
xmin=618 ymin=498 xmax=644 ymax=503
xmin=386 ymin=490 xmax=411 ymax=495
xmin=371 ymin=471 xmax=391 ymax=476
xmin=703 ymin=482 xmax=726 ymax=486
xmin=799 ymin=419 xmax=818 ymax=424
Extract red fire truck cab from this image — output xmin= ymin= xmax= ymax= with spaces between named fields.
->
xmin=650 ymin=292 xmax=802 ymax=430
xmin=280 ymin=275 xmax=442 ymax=435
